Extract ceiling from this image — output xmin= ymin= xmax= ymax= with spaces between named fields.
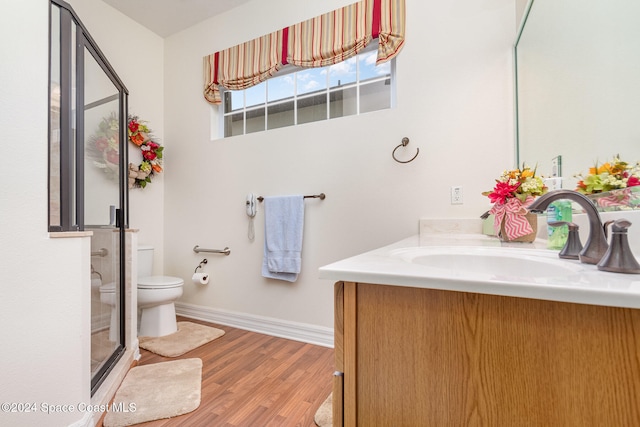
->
xmin=102 ymin=0 xmax=252 ymax=38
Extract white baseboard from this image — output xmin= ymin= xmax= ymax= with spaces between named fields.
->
xmin=133 ymin=338 xmax=141 ymax=361
xmin=90 ymin=312 xmax=111 ymax=333
xmin=175 ymin=302 xmax=334 ymax=348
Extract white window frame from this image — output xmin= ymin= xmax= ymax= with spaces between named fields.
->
xmin=217 ymin=48 xmax=396 ymax=139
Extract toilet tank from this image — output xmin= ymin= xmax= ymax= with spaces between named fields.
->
xmin=137 ymin=245 xmax=154 ymax=277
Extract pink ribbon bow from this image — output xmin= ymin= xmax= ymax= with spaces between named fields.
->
xmin=597 ymin=188 xmax=631 ymax=208
xmin=490 ymin=196 xmax=534 ymax=240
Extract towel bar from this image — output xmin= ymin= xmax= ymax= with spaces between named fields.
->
xmin=91 ymin=248 xmax=108 ymax=257
xmin=256 ymin=193 xmax=326 ymax=202
xmin=193 ymin=246 xmax=231 ymax=255
xmin=392 ymin=137 xmax=419 ymax=163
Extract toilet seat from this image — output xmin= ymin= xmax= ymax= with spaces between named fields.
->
xmin=99 ymin=276 xmax=184 ymax=292
xmin=138 ymin=275 xmax=183 ymax=289
xmin=99 ymin=282 xmax=116 ymax=293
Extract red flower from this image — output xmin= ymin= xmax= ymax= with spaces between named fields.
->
xmin=106 ymin=149 xmax=119 ymax=165
xmin=147 ymin=141 xmax=159 ymax=150
xmin=128 ymin=120 xmax=139 ymax=133
xmin=627 ymin=176 xmax=640 ymax=187
xmin=488 ymin=181 xmax=520 ymax=205
xmin=95 ymin=136 xmax=108 ymax=150
xmin=143 ymin=150 xmax=157 ymax=161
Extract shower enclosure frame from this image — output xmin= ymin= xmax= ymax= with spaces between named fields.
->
xmin=48 ymin=0 xmax=129 ymax=396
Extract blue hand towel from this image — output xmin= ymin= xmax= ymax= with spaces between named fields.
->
xmin=261 ymin=195 xmax=304 ymax=282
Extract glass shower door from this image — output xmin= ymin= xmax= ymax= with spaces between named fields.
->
xmin=49 ymin=0 xmax=128 ymax=397
xmin=82 ymin=42 xmax=125 ymax=391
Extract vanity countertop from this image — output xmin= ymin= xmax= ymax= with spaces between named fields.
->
xmin=319 ymin=233 xmax=640 ymax=309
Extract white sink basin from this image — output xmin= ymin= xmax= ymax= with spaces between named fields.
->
xmin=319 ymin=235 xmax=640 ymax=309
xmin=390 ymin=246 xmax=585 ymax=279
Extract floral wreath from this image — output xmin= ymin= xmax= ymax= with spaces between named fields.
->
xmin=127 ymin=115 xmax=163 ymax=188
xmin=87 ymin=113 xmax=163 ymax=189
xmin=87 ymin=112 xmax=121 ymax=178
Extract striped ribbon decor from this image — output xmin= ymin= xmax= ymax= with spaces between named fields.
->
xmin=490 ymin=197 xmax=534 ymax=240
xmin=285 ymin=0 xmax=373 ymax=69
xmin=203 ymin=0 xmax=405 ymax=105
xmin=596 ymin=188 xmax=632 ymax=208
xmin=375 ymin=0 xmax=405 ymax=64
xmin=203 ymin=31 xmax=285 ymax=104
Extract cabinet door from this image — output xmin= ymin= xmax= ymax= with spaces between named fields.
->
xmin=333 ymin=282 xmax=344 ymax=427
xmin=334 ymin=281 xmax=357 ymax=427
xmin=351 ymin=283 xmax=640 ymax=426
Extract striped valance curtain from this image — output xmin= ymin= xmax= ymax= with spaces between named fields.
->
xmin=203 ymin=0 xmax=405 ymax=104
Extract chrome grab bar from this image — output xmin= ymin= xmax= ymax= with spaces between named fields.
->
xmin=193 ymin=245 xmax=231 ymax=256
xmin=91 ymin=248 xmax=108 ymax=257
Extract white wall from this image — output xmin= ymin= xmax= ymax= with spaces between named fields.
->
xmin=516 ymin=0 xmax=530 ymax=29
xmin=69 ymin=0 xmax=166 ymax=274
xmin=0 ymin=1 xmax=90 ymax=426
xmin=0 ymin=1 xmax=163 ymax=426
xmin=163 ymin=0 xmax=517 ymax=329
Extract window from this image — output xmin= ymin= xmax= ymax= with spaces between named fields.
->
xmin=220 ymin=49 xmax=394 ymax=138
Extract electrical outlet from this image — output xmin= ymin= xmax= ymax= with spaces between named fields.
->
xmin=551 ymin=155 xmax=562 ymax=177
xmin=451 ymin=186 xmax=463 ymax=204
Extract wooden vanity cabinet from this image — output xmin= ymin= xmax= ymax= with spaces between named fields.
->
xmin=333 ymin=281 xmax=640 ymax=427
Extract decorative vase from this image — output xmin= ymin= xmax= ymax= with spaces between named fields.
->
xmin=498 ymin=212 xmax=537 ymax=243
xmin=490 ymin=197 xmax=538 ymax=243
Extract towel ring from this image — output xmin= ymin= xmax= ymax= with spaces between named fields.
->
xmin=392 ymin=137 xmax=419 ymax=164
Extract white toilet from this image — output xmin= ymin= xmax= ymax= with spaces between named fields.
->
xmin=137 ymin=245 xmax=184 ymax=337
xmin=99 ymin=245 xmax=184 ymax=338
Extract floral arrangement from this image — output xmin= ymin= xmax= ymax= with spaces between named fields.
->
xmin=574 ymin=155 xmax=640 ymax=209
xmin=574 ymin=156 xmax=640 ymax=195
xmin=483 ymin=165 xmax=548 ymax=205
xmin=483 ymin=165 xmax=547 ymax=241
xmin=88 ymin=114 xmax=163 ymax=189
xmin=88 ymin=112 xmax=121 ymax=175
xmin=127 ymin=115 xmax=163 ymax=188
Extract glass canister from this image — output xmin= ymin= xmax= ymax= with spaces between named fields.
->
xmin=546 ymin=200 xmax=572 ymax=249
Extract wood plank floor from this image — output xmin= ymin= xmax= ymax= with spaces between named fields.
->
xmin=100 ymin=316 xmax=334 ymax=427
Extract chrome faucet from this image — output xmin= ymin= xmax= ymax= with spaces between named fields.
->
xmin=528 ymin=190 xmax=608 ymax=264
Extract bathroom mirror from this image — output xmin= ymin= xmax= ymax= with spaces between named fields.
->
xmin=515 ymin=0 xmax=640 ymax=189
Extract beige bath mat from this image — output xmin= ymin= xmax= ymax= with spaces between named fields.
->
xmin=314 ymin=393 xmax=332 ymax=427
xmin=103 ymin=358 xmax=202 ymax=427
xmin=139 ymin=321 xmax=225 ymax=357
